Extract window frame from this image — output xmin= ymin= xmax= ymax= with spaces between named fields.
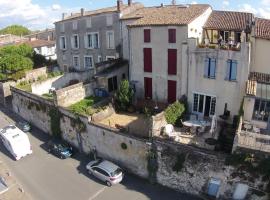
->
xmin=226 ymin=59 xmax=237 ymax=81
xmin=252 ymin=98 xmax=270 ymax=122
xmin=168 ymin=29 xmax=176 ymax=43
xmin=72 ymin=21 xmax=78 ymax=30
xmin=85 ymin=32 xmax=100 ymax=49
xmin=193 ymin=92 xmax=216 ymax=116
xmin=84 ymin=55 xmax=94 ymax=69
xmin=204 ymin=58 xmax=216 ymax=79
xmin=106 ymin=30 xmax=115 ymax=49
xmin=73 ymin=56 xmax=80 ymax=69
xmin=71 ymin=34 xmax=79 ymax=49
xmin=86 ymin=17 xmax=92 ymax=28
xmin=106 ymin=56 xmax=116 ymax=61
xmin=144 ymin=29 xmax=151 ymax=43
xmin=59 ymin=36 xmax=66 ymax=50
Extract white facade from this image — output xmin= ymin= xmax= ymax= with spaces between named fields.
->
xmin=34 ymin=45 xmax=57 ymax=60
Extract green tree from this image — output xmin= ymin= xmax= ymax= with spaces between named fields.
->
xmin=0 ymin=25 xmax=31 ymax=36
xmin=164 ymin=101 xmax=185 ymax=125
xmin=0 ymin=44 xmax=33 ymax=81
xmin=115 ymin=80 xmax=134 ymax=111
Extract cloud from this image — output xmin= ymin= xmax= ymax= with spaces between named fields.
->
xmin=0 ymin=0 xmax=80 ymax=30
xmin=261 ymin=0 xmax=270 ymax=5
xmin=52 ymin=4 xmax=61 ymax=11
xmin=190 ymin=1 xmax=197 ymax=4
xmin=238 ymin=4 xmax=258 ymax=14
xmin=238 ymin=3 xmax=270 ymax=19
xmin=222 ymin=1 xmax=229 ymax=6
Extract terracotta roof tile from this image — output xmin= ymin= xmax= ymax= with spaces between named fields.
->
xmin=204 ymin=10 xmax=253 ymax=31
xmin=122 ymin=4 xmax=210 ymax=26
xmin=18 ymin=40 xmax=55 ymax=48
xmin=255 ymin=18 xmax=270 ymax=40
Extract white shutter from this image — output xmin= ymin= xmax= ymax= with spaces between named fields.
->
xmin=86 ymin=18 xmax=91 ymax=28
xmin=204 ymin=58 xmax=209 ymax=77
xmin=84 ymin=34 xmax=88 ymax=48
xmin=71 ymin=36 xmax=74 ymax=49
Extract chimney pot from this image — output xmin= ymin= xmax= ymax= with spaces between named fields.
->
xmin=62 ymin=13 xmax=67 ymax=20
xmin=128 ymin=0 xmax=132 ymax=6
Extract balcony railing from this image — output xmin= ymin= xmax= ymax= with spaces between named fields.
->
xmin=197 ymin=43 xmax=241 ymax=51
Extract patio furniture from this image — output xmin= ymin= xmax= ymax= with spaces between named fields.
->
xmin=198 ymin=126 xmax=206 ymax=135
xmin=165 ymin=124 xmax=174 ymax=136
xmin=190 ymin=114 xmax=197 ymax=121
xmin=243 ymin=123 xmax=252 ymax=131
xmin=253 ymin=126 xmax=260 ymax=133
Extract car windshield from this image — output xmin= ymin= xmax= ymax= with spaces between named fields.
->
xmin=92 ymin=159 xmax=103 ymax=167
xmin=110 ymin=168 xmax=122 ymax=177
xmin=57 ymin=144 xmax=69 ymax=151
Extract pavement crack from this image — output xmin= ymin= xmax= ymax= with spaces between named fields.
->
xmin=88 ymin=186 xmax=106 ymax=200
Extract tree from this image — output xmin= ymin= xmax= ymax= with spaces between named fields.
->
xmin=115 ymin=80 xmax=134 ymax=111
xmin=0 ymin=25 xmax=31 ymax=36
xmin=164 ymin=101 xmax=185 ymax=125
xmin=0 ymin=44 xmax=33 ymax=81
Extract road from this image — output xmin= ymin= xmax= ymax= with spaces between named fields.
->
xmin=0 ymin=106 xmax=202 ymax=200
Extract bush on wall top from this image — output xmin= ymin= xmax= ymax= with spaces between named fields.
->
xmin=164 ymin=101 xmax=185 ymax=125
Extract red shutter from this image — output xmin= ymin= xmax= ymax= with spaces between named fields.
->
xmin=168 ymin=80 xmax=177 ymax=103
xmin=144 ymin=29 xmax=151 ymax=43
xmin=144 ymin=77 xmax=152 ymax=99
xmin=144 ymin=48 xmax=152 ymax=72
xmin=168 ymin=49 xmax=177 ymax=75
xmin=168 ymin=29 xmax=176 ymax=43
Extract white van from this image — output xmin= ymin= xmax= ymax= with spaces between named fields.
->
xmin=0 ymin=125 xmax=32 ymax=160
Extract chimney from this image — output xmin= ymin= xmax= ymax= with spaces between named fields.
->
xmin=81 ymin=8 xmax=85 ymax=16
xmin=161 ymin=3 xmax=164 ymax=7
xmin=62 ymin=13 xmax=67 ymax=20
xmin=128 ymin=0 xmax=132 ymax=6
xmin=171 ymin=0 xmax=176 ymax=5
xmin=117 ymin=0 xmax=120 ymax=12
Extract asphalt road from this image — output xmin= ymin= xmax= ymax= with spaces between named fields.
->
xmin=0 ymin=106 xmax=202 ymax=200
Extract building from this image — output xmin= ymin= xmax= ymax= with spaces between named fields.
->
xmin=54 ymin=0 xmax=143 ymax=72
xmin=123 ymin=4 xmax=212 ymax=103
xmin=23 ymin=39 xmax=57 ymax=60
xmin=0 ymin=34 xmax=26 ymax=47
xmin=25 ymin=28 xmax=56 ymax=42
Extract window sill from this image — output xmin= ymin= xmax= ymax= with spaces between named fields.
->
xmin=225 ymin=79 xmax=237 ymax=82
xmin=204 ymin=76 xmax=216 ymax=79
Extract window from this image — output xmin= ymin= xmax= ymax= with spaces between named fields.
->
xmin=98 ymin=55 xmax=102 ymax=63
xmin=168 ymin=80 xmax=177 ymax=103
xmin=226 ymin=60 xmax=237 ymax=81
xmin=106 ymin=14 xmax=113 ymax=26
xmin=60 ymin=23 xmax=65 ymax=32
xmin=106 ymin=31 xmax=115 ymax=49
xmin=106 ymin=56 xmax=115 ymax=61
xmin=72 ymin=21 xmax=78 ymax=30
xmin=168 ymin=49 xmax=177 ymax=75
xmin=86 ymin=17 xmax=92 ymax=28
xmin=220 ymin=31 xmax=229 ymax=42
xmin=168 ymin=29 xmax=176 ymax=43
xmin=108 ymin=76 xmax=118 ymax=92
xmin=144 ymin=29 xmax=151 ymax=43
xmin=84 ymin=56 xmax=93 ymax=69
xmin=144 ymin=77 xmax=152 ymax=99
xmin=193 ymin=93 xmax=216 ymax=116
xmin=85 ymin=33 xmax=99 ymax=49
xmin=92 ymin=167 xmax=109 ymax=177
xmin=73 ymin=56 xmax=80 ymax=69
xmin=71 ymin=34 xmax=79 ymax=49
xmin=252 ymin=99 xmax=270 ymax=122
xmin=59 ymin=36 xmax=66 ymax=50
xmin=144 ymin=48 xmax=152 ymax=72
xmin=204 ymin=58 xmax=216 ymax=79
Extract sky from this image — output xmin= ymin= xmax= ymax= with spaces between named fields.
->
xmin=0 ymin=0 xmax=270 ymax=31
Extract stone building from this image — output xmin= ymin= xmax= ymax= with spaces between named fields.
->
xmin=54 ymin=0 xmax=143 ymax=72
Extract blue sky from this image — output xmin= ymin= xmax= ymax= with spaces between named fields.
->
xmin=1 ymin=0 xmax=270 ymax=30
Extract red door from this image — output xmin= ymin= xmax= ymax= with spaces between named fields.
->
xmin=168 ymin=80 xmax=176 ymax=103
xmin=144 ymin=77 xmax=152 ymax=99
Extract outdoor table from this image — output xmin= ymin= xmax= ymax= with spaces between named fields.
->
xmin=182 ymin=120 xmax=210 ymax=128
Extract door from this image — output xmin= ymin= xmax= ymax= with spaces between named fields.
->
xmin=144 ymin=77 xmax=152 ymax=99
xmin=204 ymin=96 xmax=211 ymax=117
xmin=168 ymin=80 xmax=177 ymax=103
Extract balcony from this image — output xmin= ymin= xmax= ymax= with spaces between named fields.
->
xmin=197 ymin=43 xmax=241 ymax=52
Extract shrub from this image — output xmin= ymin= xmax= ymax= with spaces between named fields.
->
xmin=115 ymin=80 xmax=134 ymax=111
xmin=164 ymin=101 xmax=185 ymax=125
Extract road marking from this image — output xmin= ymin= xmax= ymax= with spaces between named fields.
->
xmin=88 ymin=186 xmax=106 ymax=200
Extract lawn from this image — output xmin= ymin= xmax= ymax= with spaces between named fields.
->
xmin=16 ymin=81 xmax=32 ymax=92
xmin=42 ymin=93 xmax=54 ymax=100
xmin=68 ymin=96 xmax=102 ymax=116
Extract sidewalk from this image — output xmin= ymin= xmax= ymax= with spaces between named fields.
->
xmin=0 ymin=160 xmax=31 ymax=200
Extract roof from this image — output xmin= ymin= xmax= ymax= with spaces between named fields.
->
xmin=98 ymin=160 xmax=118 ymax=172
xmin=121 ymin=4 xmax=210 ymax=27
xmin=255 ymin=18 xmax=270 ymax=40
xmin=204 ymin=10 xmax=253 ymax=31
xmin=0 ymin=125 xmax=27 ymax=141
xmin=19 ymin=39 xmax=55 ymax=48
xmin=55 ymin=3 xmax=143 ymax=23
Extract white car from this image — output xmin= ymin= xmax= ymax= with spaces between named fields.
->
xmin=86 ymin=159 xmax=124 ymax=186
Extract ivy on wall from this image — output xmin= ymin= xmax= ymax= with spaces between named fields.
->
xmin=49 ymin=107 xmax=62 ymax=138
xmin=70 ymin=115 xmax=86 ymax=133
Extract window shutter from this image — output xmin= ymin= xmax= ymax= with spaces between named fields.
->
xmin=71 ymin=36 xmax=74 ymax=49
xmin=59 ymin=38 xmax=62 ymax=49
xmin=226 ymin=60 xmax=231 ymax=80
xmin=144 ymin=48 xmax=152 ymax=72
xmin=168 ymin=80 xmax=177 ymax=103
xmin=204 ymin=58 xmax=209 ymax=77
xmin=168 ymin=49 xmax=177 ymax=75
xmin=84 ymin=35 xmax=88 ymax=48
xmin=144 ymin=29 xmax=151 ymax=43
xmin=210 ymin=59 xmax=216 ymax=78
xmin=231 ymin=61 xmax=237 ymax=80
xmin=168 ymin=29 xmax=176 ymax=43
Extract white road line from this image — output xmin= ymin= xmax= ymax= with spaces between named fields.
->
xmin=88 ymin=186 xmax=106 ymax=200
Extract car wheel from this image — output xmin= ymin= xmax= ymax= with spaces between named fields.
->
xmin=106 ymin=181 xmax=112 ymax=187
